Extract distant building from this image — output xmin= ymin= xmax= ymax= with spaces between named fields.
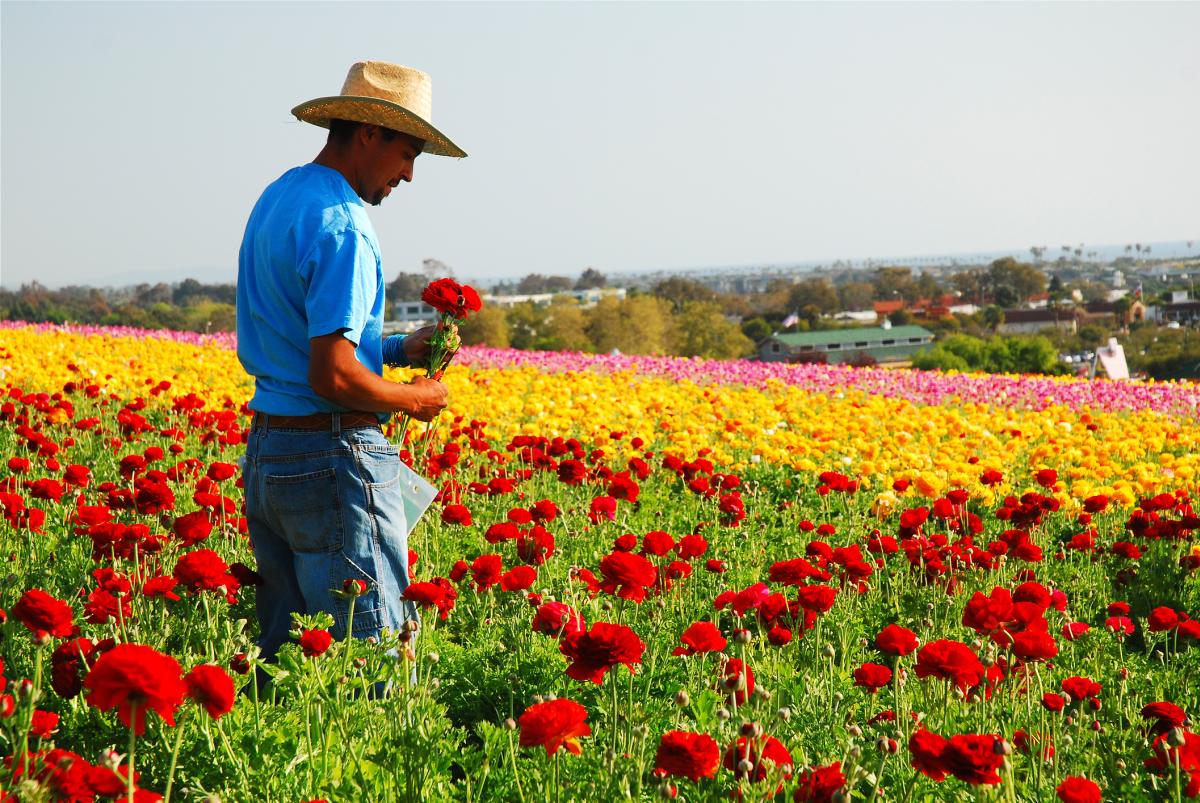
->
xmin=1160 ymin=297 xmax=1200 ymax=326
xmin=484 ymin=287 xmax=626 ymax=309
xmin=1083 ymin=299 xmax=1146 ymax=327
xmin=997 ymin=309 xmax=1079 ymax=335
xmin=386 ymin=287 xmax=628 ymax=332
xmin=757 ymin=325 xmax=934 ymax=366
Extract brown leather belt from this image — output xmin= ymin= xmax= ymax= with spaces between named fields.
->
xmin=251 ymin=411 xmax=381 ymax=431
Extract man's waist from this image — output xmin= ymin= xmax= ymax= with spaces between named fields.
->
xmin=251 ymin=411 xmax=383 ymax=431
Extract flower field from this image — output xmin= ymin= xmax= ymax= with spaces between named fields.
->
xmin=0 ymin=321 xmax=1198 ymax=802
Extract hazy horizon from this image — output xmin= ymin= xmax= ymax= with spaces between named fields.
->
xmin=3 ymin=2 xmax=1198 ymax=291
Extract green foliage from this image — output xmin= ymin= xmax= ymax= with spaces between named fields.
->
xmin=673 ymin=302 xmax=755 ymax=359
xmin=912 ymin=333 xmax=1069 ymax=375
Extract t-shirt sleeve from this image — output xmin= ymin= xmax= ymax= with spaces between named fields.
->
xmin=298 ymin=228 xmax=379 ymax=346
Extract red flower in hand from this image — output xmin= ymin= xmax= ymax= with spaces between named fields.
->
xmin=518 ymin=698 xmax=591 ymax=756
xmin=421 ymin=278 xmax=482 ymax=320
xmin=83 ymin=643 xmax=186 ymax=735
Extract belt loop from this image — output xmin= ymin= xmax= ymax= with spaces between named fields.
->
xmin=332 ymin=412 xmax=341 ymax=434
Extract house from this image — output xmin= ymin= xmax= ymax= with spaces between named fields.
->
xmin=997 ymin=309 xmax=1079 ymax=335
xmin=1083 ymin=299 xmax=1147 ymax=327
xmin=872 ymin=300 xmax=906 ymax=321
xmin=757 ymin=325 xmax=935 ymax=366
xmin=1160 ymin=298 xmax=1200 ymax=326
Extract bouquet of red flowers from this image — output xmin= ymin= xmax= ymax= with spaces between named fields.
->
xmin=420 ymin=278 xmax=482 ymax=379
xmin=397 ymin=278 xmax=482 ymax=443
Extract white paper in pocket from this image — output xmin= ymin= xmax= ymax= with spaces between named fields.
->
xmin=397 ymin=460 xmax=439 ymax=535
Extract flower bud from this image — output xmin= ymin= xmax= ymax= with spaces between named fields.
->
xmin=716 ymin=707 xmax=731 ymax=722
xmin=740 ymin=722 xmax=764 ymax=738
xmin=737 ymin=759 xmax=755 ymax=775
xmin=993 ymin=739 xmax=1012 ymax=756
xmin=674 ymin=690 xmax=690 ymax=707
xmin=822 ymin=644 xmax=836 ymax=659
xmin=425 ymin=652 xmax=440 ymax=664
xmin=777 ymin=707 xmax=792 ymax=723
xmin=1168 ymin=727 xmax=1187 ymax=747
xmin=504 ymin=718 xmax=517 ymax=731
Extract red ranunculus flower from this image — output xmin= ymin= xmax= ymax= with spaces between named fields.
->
xmin=1012 ymin=630 xmax=1058 ymax=662
xmin=723 ymin=734 xmax=793 ymax=784
xmin=876 ymin=624 xmax=919 ymax=656
xmin=915 ymin=639 xmax=985 ymax=693
xmin=83 ymin=643 xmax=186 ymax=735
xmin=12 ymin=588 xmax=75 ymax=640
xmin=298 ymin=629 xmax=333 ymax=658
xmin=1035 ymin=469 xmax=1059 ymax=489
xmin=640 ymin=530 xmax=674 ymax=556
xmin=598 ymin=551 xmax=658 ymax=603
xmin=908 ymin=728 xmax=948 ymax=780
xmin=173 ymin=549 xmax=237 ymax=600
xmin=1148 ymin=606 xmax=1181 ymax=633
xmin=941 ymin=733 xmax=1004 ymax=785
xmin=532 ymin=602 xmax=585 ymax=638
xmin=471 ymin=554 xmax=504 ymax=590
xmin=1056 ymin=776 xmax=1102 ymax=803
xmin=793 ymin=761 xmax=847 ymax=802
xmin=184 ymin=664 xmax=235 ymax=720
xmin=172 ymin=511 xmax=213 ymax=547
xmin=672 ymin=621 xmax=727 ymax=656
xmin=422 ymin=278 xmax=482 ymax=320
xmin=402 ymin=578 xmax=457 ymax=620
xmin=518 ymin=698 xmax=591 ymax=756
xmin=1141 ymin=701 xmax=1187 ymax=736
xmin=441 ymin=504 xmax=472 ymax=526
xmin=655 ymin=730 xmax=721 ymax=782
xmin=588 ymin=495 xmax=618 ymax=524
xmin=768 ymin=557 xmax=824 ymax=586
xmin=206 ymin=462 xmax=238 ymax=482
xmin=796 ymin=584 xmax=838 ymax=614
xmin=1062 ymin=676 xmax=1102 ymax=702
xmin=852 ymin=663 xmax=892 ymax=694
xmin=559 ymin=621 xmax=645 ymax=684
xmin=500 ymin=565 xmax=537 ymax=592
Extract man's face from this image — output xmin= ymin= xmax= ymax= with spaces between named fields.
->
xmin=358 ymin=126 xmax=424 ymax=206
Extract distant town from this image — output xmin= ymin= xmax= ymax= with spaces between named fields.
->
xmin=3 ymin=240 xmax=1198 ymax=380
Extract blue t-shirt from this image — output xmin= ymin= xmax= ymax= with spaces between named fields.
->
xmin=237 ymin=163 xmax=386 ymax=416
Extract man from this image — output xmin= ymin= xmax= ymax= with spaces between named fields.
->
xmin=236 ymin=61 xmax=467 ymax=663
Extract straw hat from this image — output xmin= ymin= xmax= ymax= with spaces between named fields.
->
xmin=292 ymin=61 xmax=466 ymax=158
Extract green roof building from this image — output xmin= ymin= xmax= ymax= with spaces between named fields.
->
xmin=756 ymin=325 xmax=934 ymax=366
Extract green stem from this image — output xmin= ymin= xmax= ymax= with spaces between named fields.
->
xmin=126 ymin=704 xmax=138 ymax=803
xmin=163 ymin=707 xmax=190 ymax=803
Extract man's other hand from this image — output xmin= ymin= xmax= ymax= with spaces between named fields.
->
xmin=404 ymin=376 xmax=449 ymax=422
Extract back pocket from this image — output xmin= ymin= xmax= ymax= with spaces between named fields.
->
xmin=264 ymin=468 xmax=344 ymax=553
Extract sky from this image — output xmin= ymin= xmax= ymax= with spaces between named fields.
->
xmin=2 ymin=1 xmax=1198 ymax=290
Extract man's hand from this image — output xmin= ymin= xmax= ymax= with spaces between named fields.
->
xmin=404 ymin=375 xmax=449 ymax=422
xmin=402 ymin=323 xmax=459 ymax=369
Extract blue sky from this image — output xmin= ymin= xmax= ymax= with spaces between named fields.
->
xmin=2 ymin=1 xmax=1197 ymax=289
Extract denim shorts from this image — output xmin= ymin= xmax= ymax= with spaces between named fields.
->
xmin=243 ymin=420 xmax=426 ymax=660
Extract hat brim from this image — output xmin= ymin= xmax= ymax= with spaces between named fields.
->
xmin=291 ymin=95 xmax=467 ymax=158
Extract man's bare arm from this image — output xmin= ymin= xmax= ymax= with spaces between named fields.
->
xmin=309 ymin=333 xmax=447 ymax=421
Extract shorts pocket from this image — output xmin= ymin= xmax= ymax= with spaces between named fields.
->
xmin=264 ymin=468 xmax=344 ymax=553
